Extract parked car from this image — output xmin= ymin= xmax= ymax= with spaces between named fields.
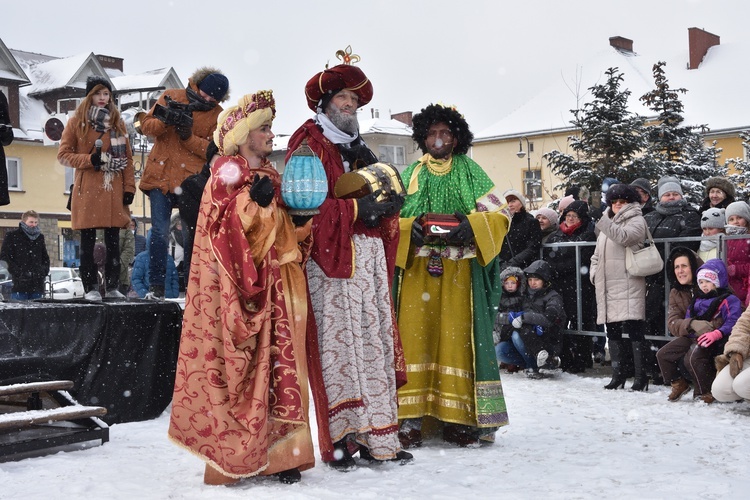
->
xmin=45 ymin=267 xmax=85 ymax=300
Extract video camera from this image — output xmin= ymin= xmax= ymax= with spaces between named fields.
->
xmin=152 ymin=96 xmax=193 ymax=129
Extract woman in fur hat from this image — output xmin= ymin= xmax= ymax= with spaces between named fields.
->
xmin=58 ymin=76 xmax=135 ymax=300
xmin=590 ymin=184 xmax=649 ymax=390
xmin=699 ymin=176 xmax=736 ymax=215
xmin=168 ymin=91 xmax=315 ymax=486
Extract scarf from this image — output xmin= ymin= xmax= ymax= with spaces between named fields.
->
xmin=700 ymin=238 xmax=718 ymax=252
xmin=655 ymin=199 xmax=688 ymax=216
xmin=100 ymin=131 xmax=128 ymax=191
xmin=560 ymin=220 xmax=582 ymax=236
xmin=725 ymin=224 xmax=748 ymax=236
xmin=88 ymin=106 xmax=111 ymax=133
xmin=20 ymin=221 xmax=41 ymax=240
xmin=185 ymin=87 xmax=217 ymax=112
xmin=313 ymin=112 xmax=377 ymax=171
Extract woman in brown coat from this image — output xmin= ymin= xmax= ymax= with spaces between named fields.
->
xmin=590 ymin=184 xmax=648 ymax=391
xmin=58 ymin=76 xmax=135 ymax=300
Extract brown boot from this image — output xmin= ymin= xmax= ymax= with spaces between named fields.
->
xmin=700 ymin=393 xmax=715 ymax=404
xmin=203 ymin=464 xmax=240 ymax=486
xmin=398 ymin=428 xmax=423 ymax=449
xmin=667 ymin=378 xmax=691 ymax=402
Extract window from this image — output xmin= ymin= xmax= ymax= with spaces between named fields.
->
xmin=65 ymin=167 xmax=74 ymax=193
xmin=523 ymin=169 xmax=542 ymax=201
xmin=378 ymin=145 xmax=405 ymax=165
xmin=5 ymin=157 xmax=21 ymax=190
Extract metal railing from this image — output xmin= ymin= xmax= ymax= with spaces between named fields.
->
xmin=540 ymin=233 xmax=748 ymax=341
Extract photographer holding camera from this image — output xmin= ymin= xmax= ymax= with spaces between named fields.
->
xmin=138 ymin=67 xmax=228 ymax=299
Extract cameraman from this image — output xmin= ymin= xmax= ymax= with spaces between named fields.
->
xmin=138 ymin=67 xmax=228 ymax=299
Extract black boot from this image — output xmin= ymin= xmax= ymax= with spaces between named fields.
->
xmin=630 ymin=340 xmax=650 ymax=391
xmin=329 ymin=438 xmax=357 ymax=472
xmin=604 ymin=340 xmax=627 ymax=390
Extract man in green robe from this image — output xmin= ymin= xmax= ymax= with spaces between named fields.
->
xmin=394 ymin=103 xmax=510 ymax=448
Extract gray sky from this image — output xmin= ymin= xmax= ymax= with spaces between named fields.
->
xmin=4 ymin=0 xmax=745 ymax=135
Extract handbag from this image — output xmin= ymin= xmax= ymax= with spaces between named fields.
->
xmin=625 ymin=226 xmax=663 ymax=276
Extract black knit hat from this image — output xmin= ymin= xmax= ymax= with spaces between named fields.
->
xmin=606 ymin=183 xmax=639 ymax=204
xmin=85 ymin=75 xmax=113 ymax=96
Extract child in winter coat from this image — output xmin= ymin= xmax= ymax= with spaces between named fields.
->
xmin=661 ymin=259 xmax=741 ymax=403
xmin=723 ymin=201 xmax=750 ymax=305
xmin=496 ymin=260 xmax=566 ymax=379
xmin=494 ymin=266 xmax=526 ymax=371
xmin=698 ymin=207 xmax=725 ymax=262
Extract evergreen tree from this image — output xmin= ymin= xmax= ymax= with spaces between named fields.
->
xmin=639 ymin=61 xmax=715 ymax=204
xmin=726 ymin=130 xmax=750 ymax=200
xmin=545 ymin=67 xmax=647 ymax=193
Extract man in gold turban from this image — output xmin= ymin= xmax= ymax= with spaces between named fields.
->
xmin=168 ymin=90 xmax=315 ymax=486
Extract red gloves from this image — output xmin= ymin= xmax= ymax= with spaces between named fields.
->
xmin=697 ymin=329 xmax=723 ymax=348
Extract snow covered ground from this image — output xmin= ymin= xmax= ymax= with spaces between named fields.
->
xmin=2 ymin=370 xmax=748 ymax=499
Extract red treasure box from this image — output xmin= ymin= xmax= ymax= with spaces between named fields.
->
xmin=419 ymin=213 xmax=459 ymax=244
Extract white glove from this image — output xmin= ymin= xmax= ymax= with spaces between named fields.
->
xmin=512 ymin=315 xmax=523 ymax=329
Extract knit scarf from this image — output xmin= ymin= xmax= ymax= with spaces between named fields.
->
xmin=185 ymin=87 xmax=217 ymax=112
xmin=88 ymin=106 xmax=111 ymax=133
xmin=724 ymin=224 xmax=748 ymax=236
xmin=700 ymin=238 xmax=718 ymax=252
xmin=20 ymin=221 xmax=41 ymax=240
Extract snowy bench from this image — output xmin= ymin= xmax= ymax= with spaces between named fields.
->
xmin=0 ymin=379 xmax=109 ymax=458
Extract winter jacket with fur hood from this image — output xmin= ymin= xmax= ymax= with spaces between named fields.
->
xmin=139 ymin=68 xmax=225 ymax=195
xmin=665 ymin=247 xmax=704 ymax=337
xmin=590 ymin=202 xmax=647 ymax=324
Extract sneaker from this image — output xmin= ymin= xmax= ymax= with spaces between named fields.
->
xmin=144 ymin=285 xmax=165 ymax=301
xmin=525 ymin=368 xmax=544 ymax=380
xmin=84 ymin=290 xmax=102 ymax=301
xmin=105 ymin=288 xmax=126 ymax=299
xmin=536 ymin=350 xmax=549 ymax=368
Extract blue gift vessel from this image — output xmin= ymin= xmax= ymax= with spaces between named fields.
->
xmin=281 ymin=140 xmax=327 ymax=215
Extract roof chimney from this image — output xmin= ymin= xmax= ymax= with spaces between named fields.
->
xmin=96 ymin=54 xmax=124 ymax=72
xmin=391 ymin=111 xmax=413 ymax=127
xmin=609 ymin=36 xmax=633 ymax=54
xmin=688 ymin=27 xmax=720 ymax=69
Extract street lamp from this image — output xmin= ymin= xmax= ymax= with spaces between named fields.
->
xmin=516 ymin=137 xmax=535 ymax=208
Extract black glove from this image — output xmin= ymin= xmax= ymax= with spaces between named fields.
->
xmin=123 ymin=192 xmax=134 ymax=206
xmin=176 ymin=124 xmax=192 ymax=141
xmin=357 ymin=190 xmax=388 ymax=228
xmin=446 ymin=212 xmax=474 ymax=246
xmin=250 ymin=173 xmax=275 ymax=207
xmin=411 ymin=216 xmax=425 ymax=247
xmin=292 ymin=214 xmax=313 ymax=226
xmin=382 ymin=191 xmax=405 ymax=217
xmin=91 ymin=152 xmax=104 ymax=171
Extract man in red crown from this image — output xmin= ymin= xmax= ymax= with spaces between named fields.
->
xmin=286 ymin=48 xmax=411 ymax=470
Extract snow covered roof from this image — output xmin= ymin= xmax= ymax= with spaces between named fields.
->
xmin=22 ymin=52 xmax=110 ymax=96
xmin=476 ymin=38 xmax=749 ymax=141
xmin=358 ymin=117 xmax=413 ymax=136
xmin=0 ymin=40 xmax=30 ymax=85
